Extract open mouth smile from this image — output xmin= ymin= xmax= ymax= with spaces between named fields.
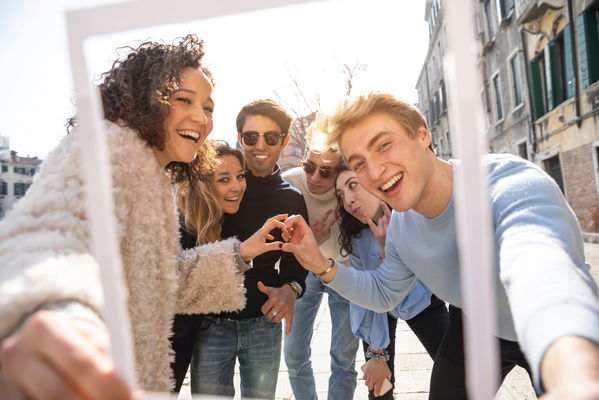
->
xmin=177 ymin=129 xmax=201 ymax=143
xmin=380 ymin=173 xmax=404 ymax=192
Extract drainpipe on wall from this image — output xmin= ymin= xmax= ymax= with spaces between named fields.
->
xmin=567 ymin=0 xmax=582 ymax=127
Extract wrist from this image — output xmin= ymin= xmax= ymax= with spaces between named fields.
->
xmin=312 ymin=257 xmax=335 ymax=278
xmin=366 ymin=348 xmax=390 ymax=361
xmin=238 ymin=241 xmax=253 ymax=262
xmin=285 ymin=281 xmax=303 ymax=298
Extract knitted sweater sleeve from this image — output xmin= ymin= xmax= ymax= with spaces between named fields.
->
xmin=0 ymin=134 xmax=104 ymax=340
xmin=175 ymin=237 xmax=247 ymax=314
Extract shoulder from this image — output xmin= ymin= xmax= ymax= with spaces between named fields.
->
xmin=482 ymin=154 xmax=564 ymax=208
xmin=282 ymin=166 xmax=303 ymax=183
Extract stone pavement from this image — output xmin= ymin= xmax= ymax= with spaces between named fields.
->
xmin=179 ymin=242 xmax=599 ymax=400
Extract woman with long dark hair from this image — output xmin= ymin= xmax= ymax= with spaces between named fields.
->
xmin=335 ymin=163 xmax=449 ymax=399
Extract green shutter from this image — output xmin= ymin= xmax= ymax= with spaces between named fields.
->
xmin=563 ymin=25 xmax=575 ymax=98
xmin=585 ymin=10 xmax=599 ymax=85
xmin=577 ymin=14 xmax=590 ymax=87
xmin=529 ymin=60 xmax=545 ymax=119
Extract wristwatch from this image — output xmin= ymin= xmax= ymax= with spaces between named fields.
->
xmin=286 ymin=281 xmax=303 ymax=298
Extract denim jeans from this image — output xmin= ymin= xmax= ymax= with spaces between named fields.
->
xmin=284 ymin=273 xmax=359 ymax=400
xmin=190 ymin=315 xmax=282 ymax=399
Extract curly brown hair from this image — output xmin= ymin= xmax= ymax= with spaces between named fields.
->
xmin=98 ymin=33 xmax=214 ymax=182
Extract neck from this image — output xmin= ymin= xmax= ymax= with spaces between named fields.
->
xmin=414 ymin=157 xmax=453 ymax=219
xmin=152 ymin=148 xmax=169 ymax=169
xmin=249 ymin=164 xmax=277 ymax=177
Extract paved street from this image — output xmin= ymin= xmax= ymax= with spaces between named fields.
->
xmin=179 ymin=242 xmax=599 ymax=399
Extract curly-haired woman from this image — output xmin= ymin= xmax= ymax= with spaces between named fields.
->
xmin=0 ymin=35 xmax=278 ymax=397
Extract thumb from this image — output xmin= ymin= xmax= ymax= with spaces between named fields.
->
xmin=257 ymin=281 xmax=272 ymax=295
xmin=281 ymin=242 xmax=302 ymax=253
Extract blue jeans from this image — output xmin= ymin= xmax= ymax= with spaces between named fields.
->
xmin=284 ymin=273 xmax=359 ymax=400
xmin=190 ymin=315 xmax=282 ymax=399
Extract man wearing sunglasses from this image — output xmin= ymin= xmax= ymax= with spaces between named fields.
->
xmin=282 ymin=130 xmax=359 ymax=400
xmin=192 ymin=99 xmax=308 ymax=399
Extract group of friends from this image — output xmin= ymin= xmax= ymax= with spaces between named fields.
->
xmin=1 ymin=34 xmax=599 ymax=400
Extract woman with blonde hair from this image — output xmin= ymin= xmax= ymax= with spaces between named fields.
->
xmin=171 ymin=139 xmax=286 ymax=391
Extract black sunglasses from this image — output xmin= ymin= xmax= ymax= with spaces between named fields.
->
xmin=240 ymin=130 xmax=284 ymax=146
xmin=301 ymin=161 xmax=338 ymax=179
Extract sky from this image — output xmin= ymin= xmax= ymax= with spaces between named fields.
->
xmin=0 ymin=0 xmax=429 ymax=159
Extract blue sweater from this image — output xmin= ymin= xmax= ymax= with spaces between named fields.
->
xmin=328 ymin=154 xmax=599 ymax=391
xmin=349 ymin=228 xmax=432 ymax=349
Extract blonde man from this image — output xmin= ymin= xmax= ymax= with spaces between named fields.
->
xmin=282 ymin=92 xmax=599 ymax=399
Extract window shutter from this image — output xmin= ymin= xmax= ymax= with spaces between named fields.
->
xmin=529 ymin=60 xmax=545 ymax=119
xmin=563 ymin=25 xmax=576 ymax=98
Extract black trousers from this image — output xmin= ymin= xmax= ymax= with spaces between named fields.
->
xmin=170 ymin=314 xmax=204 ymax=392
xmin=362 ymin=295 xmax=450 ymax=400
xmin=429 ymin=305 xmax=533 ymax=400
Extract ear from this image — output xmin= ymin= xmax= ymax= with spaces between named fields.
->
xmin=237 ymin=133 xmax=243 ymax=147
xmin=282 ymin=134 xmax=292 ymax=149
xmin=417 ymin=126 xmax=431 ymax=148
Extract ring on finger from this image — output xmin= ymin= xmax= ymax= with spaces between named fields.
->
xmin=272 ymin=311 xmax=279 ymax=317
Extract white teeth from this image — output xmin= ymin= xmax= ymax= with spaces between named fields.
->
xmin=225 ymin=197 xmax=240 ymax=201
xmin=254 ymin=154 xmax=268 ymax=159
xmin=381 ymin=173 xmax=403 ymax=191
xmin=177 ymin=130 xmax=200 ymax=142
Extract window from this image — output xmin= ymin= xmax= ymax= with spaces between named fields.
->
xmin=1 ymin=165 xmax=7 ymax=173
xmin=529 ymin=25 xmax=575 ymax=118
xmin=492 ymin=73 xmax=504 ymax=121
xmin=517 ymin=141 xmax=528 ymax=160
xmin=0 ymin=181 xmax=6 ymax=195
xmin=510 ymin=53 xmax=524 ymax=107
xmin=577 ymin=3 xmax=599 ymax=88
xmin=484 ymin=0 xmax=496 ymax=42
xmin=543 ymin=155 xmax=564 ymax=193
xmin=496 ymin=0 xmax=515 ymax=22
xmin=14 ymin=182 xmax=31 ymax=196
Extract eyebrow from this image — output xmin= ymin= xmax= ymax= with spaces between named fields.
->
xmin=173 ymin=88 xmax=196 ymax=95
xmin=346 ymin=131 xmax=391 ymax=165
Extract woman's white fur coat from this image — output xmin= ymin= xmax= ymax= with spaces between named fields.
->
xmin=0 ymin=123 xmax=247 ymax=391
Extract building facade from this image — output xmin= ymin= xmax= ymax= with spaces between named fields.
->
xmin=476 ymin=0 xmax=534 ymax=160
xmin=517 ymin=0 xmax=599 ymax=232
xmin=416 ymin=0 xmax=452 ymax=160
xmin=417 ymin=0 xmax=599 ymax=233
xmin=0 ymin=137 xmax=42 ymax=219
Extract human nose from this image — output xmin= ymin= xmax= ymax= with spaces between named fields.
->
xmin=230 ymin=179 xmax=243 ymax=194
xmin=190 ymin=108 xmax=208 ymax=125
xmin=344 ymin=192 xmax=355 ymax=208
xmin=366 ymin=158 xmax=385 ymax=182
xmin=254 ymin=135 xmax=267 ymax=150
